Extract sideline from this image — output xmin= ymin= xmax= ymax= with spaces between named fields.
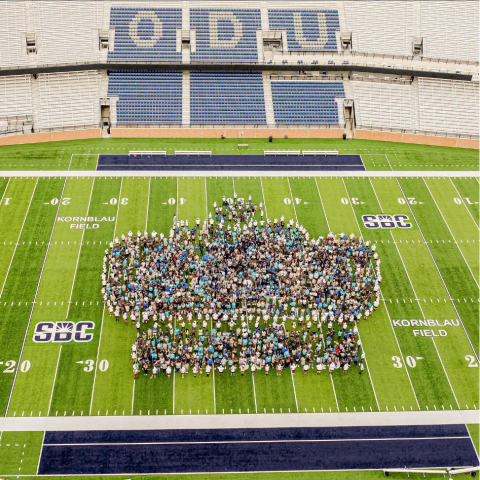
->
xmin=0 ymin=409 xmax=478 ymax=432
xmin=0 ymin=170 xmax=478 ymax=178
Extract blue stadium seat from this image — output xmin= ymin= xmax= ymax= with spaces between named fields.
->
xmin=190 ymin=9 xmax=261 ymax=63
xmin=268 ymin=9 xmax=339 ymax=51
xmin=108 ymin=8 xmax=181 ymax=62
xmin=190 ymin=71 xmax=266 ymax=124
xmin=271 ymin=81 xmax=345 ymax=125
xmin=108 ymin=71 xmax=182 ymax=124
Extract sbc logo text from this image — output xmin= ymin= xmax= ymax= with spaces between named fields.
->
xmin=362 ymin=214 xmax=412 ymax=229
xmin=33 ymin=321 xmax=95 ymax=343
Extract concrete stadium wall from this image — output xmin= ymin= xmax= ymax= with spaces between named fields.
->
xmin=0 ymin=128 xmax=477 ymax=150
xmin=0 ymin=129 xmax=101 ymax=146
xmin=110 ymin=128 xmax=345 ymax=139
xmin=355 ymin=130 xmax=479 ymax=149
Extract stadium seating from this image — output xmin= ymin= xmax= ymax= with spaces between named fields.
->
xmin=33 ymin=71 xmax=102 ymax=131
xmin=108 ymin=8 xmax=182 ymax=62
xmin=33 ymin=70 xmax=101 ymax=132
xmin=417 ymin=78 xmax=479 ymax=137
xmin=190 ymin=71 xmax=266 ymax=124
xmin=343 ymin=1 xmax=414 ymax=56
xmin=0 ymin=75 xmax=33 ymax=135
xmin=351 ymin=81 xmax=413 ymax=131
xmin=0 ymin=75 xmax=33 ymax=120
xmin=268 ymin=9 xmax=339 ymax=51
xmin=190 ymin=9 xmax=261 ymax=63
xmin=108 ymin=71 xmax=182 ymax=125
xmin=420 ymin=1 xmax=479 ymax=62
xmin=271 ymin=81 xmax=344 ymax=125
xmin=0 ymin=1 xmax=27 ymax=68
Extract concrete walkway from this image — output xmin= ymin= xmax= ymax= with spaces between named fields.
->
xmin=1 ymin=410 xmax=478 ymax=432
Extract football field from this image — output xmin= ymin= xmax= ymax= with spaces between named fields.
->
xmin=0 ymin=173 xmax=478 ymax=417
xmin=0 ymin=138 xmax=478 ymax=477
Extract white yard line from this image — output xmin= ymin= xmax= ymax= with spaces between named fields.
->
xmin=204 ymin=176 xmax=208 ymax=220
xmin=259 ymin=177 xmax=268 ymax=219
xmin=36 ymin=431 xmax=46 ymax=475
xmin=467 ymin=426 xmax=480 ymax=463
xmin=1 ymin=171 xmax=478 ymax=178
xmin=368 ymin=180 xmax=462 ymax=408
xmin=65 ymin=178 xmax=96 ymax=319
xmin=202 ymin=178 xmax=215 ymax=414
xmin=368 ymin=178 xmax=421 ymax=411
xmin=89 ymin=178 xmax=123 ymax=416
xmin=314 ymin=177 xmax=331 ymax=232
xmin=235 ymin=172 xmax=258 ymax=413
xmin=396 ymin=178 xmax=479 ymax=362
xmin=423 ymin=178 xmax=479 ymax=288
xmin=5 ymin=177 xmax=68 ymax=416
xmin=252 ymin=373 xmax=258 ymax=414
xmin=290 ymin=369 xmax=299 ymax=413
xmin=131 ymin=177 xmax=152 ymax=414
xmin=0 ymin=177 xmax=10 ymax=205
xmin=431 ymin=337 xmax=461 ymax=409
xmin=286 ymin=178 xmax=300 ymax=413
xmin=145 ymin=177 xmax=151 ymax=232
xmin=172 ymin=177 xmax=179 ymax=415
xmin=310 ymin=178 xmax=340 ymax=411
xmin=130 ymin=381 xmax=135 ymax=416
xmin=0 ymin=178 xmax=37 ymax=300
xmin=260 ymin=178 xmax=302 ymax=411
xmin=449 ymin=178 xmax=480 ymax=230
xmin=47 ymin=346 xmax=62 ymax=416
xmin=340 ymin=178 xmax=380 ymax=412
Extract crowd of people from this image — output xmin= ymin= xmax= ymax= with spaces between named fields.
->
xmin=102 ymin=195 xmax=381 ymax=379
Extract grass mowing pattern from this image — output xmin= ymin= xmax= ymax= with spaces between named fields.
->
xmin=0 ymin=178 xmax=64 ymax=415
xmin=0 ymin=138 xmax=478 ymax=171
xmin=0 ymin=431 xmax=44 ymax=475
xmin=0 ymin=174 xmax=477 ymax=417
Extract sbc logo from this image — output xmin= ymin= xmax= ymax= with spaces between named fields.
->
xmin=33 ymin=321 xmax=95 ymax=343
xmin=362 ymin=214 xmax=412 ymax=229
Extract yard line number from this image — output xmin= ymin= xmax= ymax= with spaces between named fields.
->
xmin=76 ymin=359 xmax=109 ymax=372
xmin=392 ymin=356 xmax=423 ymax=368
xmin=1 ymin=360 xmax=31 ymax=373
xmin=465 ymin=355 xmax=478 ymax=368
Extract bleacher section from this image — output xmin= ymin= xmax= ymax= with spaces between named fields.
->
xmin=32 ymin=1 xmax=104 ymax=65
xmin=190 ymin=9 xmax=261 ymax=63
xmin=417 ymin=78 xmax=479 ymax=137
xmin=0 ymin=1 xmax=27 ymax=68
xmin=0 ymin=75 xmax=32 ymax=120
xmin=271 ymin=81 xmax=344 ymax=125
xmin=352 ymin=81 xmax=413 ymax=132
xmin=1 ymin=1 xmax=479 ymax=67
xmin=190 ymin=71 xmax=266 ymax=124
xmin=421 ymin=1 xmax=479 ymax=63
xmin=343 ymin=1 xmax=414 ymax=56
xmin=108 ymin=8 xmax=182 ymax=62
xmin=33 ymin=71 xmax=102 ymax=132
xmin=108 ymin=71 xmax=182 ymax=125
xmin=0 ymin=75 xmax=33 ymax=135
xmin=268 ymin=9 xmax=339 ymax=51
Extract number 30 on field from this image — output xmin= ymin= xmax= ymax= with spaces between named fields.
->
xmin=76 ymin=359 xmax=109 ymax=372
xmin=392 ymin=356 xmax=422 ymax=368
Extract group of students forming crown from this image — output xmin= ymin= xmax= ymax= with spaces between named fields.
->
xmin=102 ymin=194 xmax=381 ymax=379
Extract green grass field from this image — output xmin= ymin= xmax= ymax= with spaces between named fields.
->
xmin=0 ymin=137 xmax=477 ymax=171
xmin=0 ymin=138 xmax=478 ymax=477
